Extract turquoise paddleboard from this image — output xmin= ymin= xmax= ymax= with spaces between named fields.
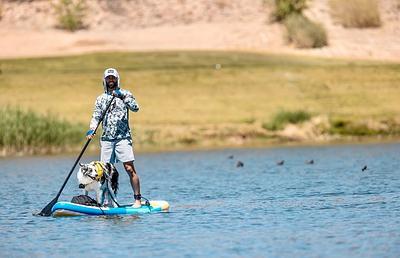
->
xmin=51 ymin=200 xmax=169 ymax=216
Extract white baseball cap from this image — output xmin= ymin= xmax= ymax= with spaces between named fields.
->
xmin=102 ymin=68 xmax=120 ymax=92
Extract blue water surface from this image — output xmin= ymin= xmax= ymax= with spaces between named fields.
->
xmin=0 ymin=143 xmax=399 ymax=257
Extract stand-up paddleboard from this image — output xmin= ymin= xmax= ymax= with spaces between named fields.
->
xmin=51 ymin=200 xmax=169 ymax=216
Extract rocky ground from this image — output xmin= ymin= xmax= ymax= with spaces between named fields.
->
xmin=0 ymin=0 xmax=399 ymax=61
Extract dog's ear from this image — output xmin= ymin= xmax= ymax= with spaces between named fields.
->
xmin=110 ymin=168 xmax=119 ymax=194
xmin=105 ymin=163 xmax=113 ymax=172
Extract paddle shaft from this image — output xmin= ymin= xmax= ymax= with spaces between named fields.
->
xmin=53 ymin=138 xmax=92 ymax=200
xmin=41 ymin=96 xmax=115 ymax=213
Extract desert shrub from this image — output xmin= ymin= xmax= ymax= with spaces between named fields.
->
xmin=263 ymin=110 xmax=312 ymax=131
xmin=53 ymin=0 xmax=86 ymax=32
xmin=271 ymin=0 xmax=308 ymax=21
xmin=329 ymin=0 xmax=381 ymax=28
xmin=284 ymin=14 xmax=328 ymax=48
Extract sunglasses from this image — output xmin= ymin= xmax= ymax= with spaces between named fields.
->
xmin=105 ymin=75 xmax=117 ymax=81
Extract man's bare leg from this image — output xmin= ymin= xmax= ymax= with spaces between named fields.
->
xmin=123 ymin=161 xmax=141 ymax=208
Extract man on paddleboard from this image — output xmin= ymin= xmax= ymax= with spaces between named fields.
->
xmin=86 ymin=68 xmax=142 ymax=208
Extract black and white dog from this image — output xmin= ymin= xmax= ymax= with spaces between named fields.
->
xmin=77 ymin=161 xmax=119 ymax=207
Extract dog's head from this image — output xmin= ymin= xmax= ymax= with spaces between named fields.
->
xmin=78 ymin=162 xmax=103 ymax=185
xmin=77 ymin=162 xmax=119 ymax=193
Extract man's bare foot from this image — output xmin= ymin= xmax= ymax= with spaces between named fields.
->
xmin=132 ymin=200 xmax=141 ymax=208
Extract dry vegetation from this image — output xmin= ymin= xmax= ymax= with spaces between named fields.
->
xmin=284 ymin=14 xmax=327 ymax=48
xmin=270 ymin=0 xmax=328 ymax=48
xmin=329 ymin=0 xmax=381 ymax=28
xmin=270 ymin=0 xmax=308 ymax=21
xmin=53 ymin=0 xmax=87 ymax=31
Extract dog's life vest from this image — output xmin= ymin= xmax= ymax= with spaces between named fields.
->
xmin=93 ymin=161 xmax=106 ymax=180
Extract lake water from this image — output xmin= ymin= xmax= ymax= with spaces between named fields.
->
xmin=0 ymin=143 xmax=399 ymax=257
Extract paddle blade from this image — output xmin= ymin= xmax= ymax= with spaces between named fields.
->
xmin=37 ymin=197 xmax=58 ymax=216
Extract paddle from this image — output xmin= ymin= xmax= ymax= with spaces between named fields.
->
xmin=38 ymin=96 xmax=116 ymax=216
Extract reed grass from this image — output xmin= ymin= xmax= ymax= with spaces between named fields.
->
xmin=0 ymin=107 xmax=84 ymax=154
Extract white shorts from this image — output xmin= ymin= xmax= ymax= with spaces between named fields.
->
xmin=100 ymin=138 xmax=135 ymax=163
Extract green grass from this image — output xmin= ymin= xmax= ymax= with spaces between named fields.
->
xmin=1 ymin=51 xmax=399 ymax=125
xmin=0 ymin=51 xmax=399 ymax=153
xmin=263 ymin=110 xmax=312 ymax=131
xmin=0 ymin=107 xmax=84 ymax=154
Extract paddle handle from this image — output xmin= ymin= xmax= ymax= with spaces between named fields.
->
xmin=54 ymin=96 xmax=116 ymax=199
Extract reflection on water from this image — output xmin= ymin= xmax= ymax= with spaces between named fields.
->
xmin=1 ymin=143 xmax=400 ymax=257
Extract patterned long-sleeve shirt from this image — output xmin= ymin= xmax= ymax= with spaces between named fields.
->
xmin=89 ymin=89 xmax=139 ymax=141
